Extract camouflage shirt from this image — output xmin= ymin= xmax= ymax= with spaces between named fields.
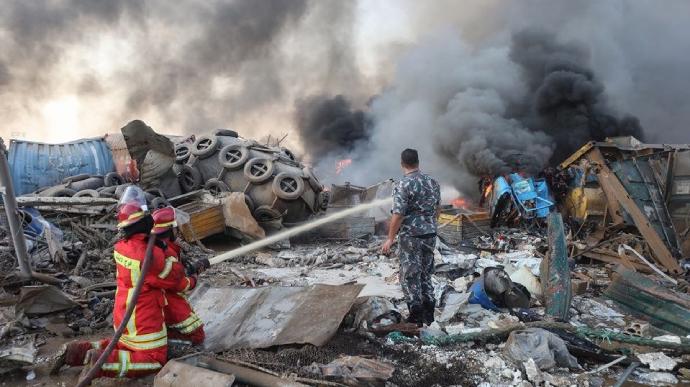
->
xmin=392 ymin=170 xmax=441 ymax=237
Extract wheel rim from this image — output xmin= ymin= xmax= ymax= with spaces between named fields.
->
xmin=279 ymin=177 xmax=299 ymax=194
xmin=197 ymin=138 xmax=212 ymax=151
xmin=249 ymin=161 xmax=270 ymax=178
xmin=176 ymin=146 xmax=190 ymax=158
xmin=224 ymin=148 xmax=243 ymax=163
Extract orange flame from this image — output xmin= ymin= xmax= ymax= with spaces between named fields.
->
xmin=451 ymin=197 xmax=470 ymax=209
xmin=335 ymin=159 xmax=353 ymax=175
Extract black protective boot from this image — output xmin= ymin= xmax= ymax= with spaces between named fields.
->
xmin=423 ymin=300 xmax=436 ymax=325
xmin=406 ymin=304 xmax=424 ymax=327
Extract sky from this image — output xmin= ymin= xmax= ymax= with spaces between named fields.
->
xmin=0 ymin=0 xmax=688 ymax=151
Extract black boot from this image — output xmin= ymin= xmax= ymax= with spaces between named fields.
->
xmin=406 ymin=304 xmax=424 ymax=327
xmin=423 ymin=300 xmax=436 ymax=325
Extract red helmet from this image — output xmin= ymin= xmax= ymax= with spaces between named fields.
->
xmin=152 ymin=207 xmax=176 ymax=234
xmin=116 ymin=186 xmax=148 ymax=229
xmin=117 ymin=202 xmax=146 ymax=229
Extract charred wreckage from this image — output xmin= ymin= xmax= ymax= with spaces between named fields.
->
xmin=0 ymin=120 xmax=688 ymax=386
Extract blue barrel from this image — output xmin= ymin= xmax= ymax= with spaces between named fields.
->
xmin=8 ymin=137 xmax=115 ymax=195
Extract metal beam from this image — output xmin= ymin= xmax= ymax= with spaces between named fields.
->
xmin=0 ymin=138 xmax=32 ymax=279
xmin=586 ymin=149 xmax=625 ymax=225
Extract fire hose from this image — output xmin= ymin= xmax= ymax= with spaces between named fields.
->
xmin=75 ymin=234 xmax=157 ymax=387
xmin=76 ymin=198 xmax=392 ymax=385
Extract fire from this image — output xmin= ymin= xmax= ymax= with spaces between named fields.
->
xmin=451 ymin=197 xmax=470 ymax=209
xmin=335 ymin=158 xmax=352 ymax=175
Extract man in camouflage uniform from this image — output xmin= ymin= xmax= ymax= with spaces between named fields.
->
xmin=382 ymin=149 xmax=441 ymax=326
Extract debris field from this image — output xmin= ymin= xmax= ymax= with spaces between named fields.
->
xmin=0 ymin=125 xmax=688 ymax=387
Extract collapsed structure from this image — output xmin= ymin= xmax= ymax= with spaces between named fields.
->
xmin=0 ymin=126 xmax=688 ymax=386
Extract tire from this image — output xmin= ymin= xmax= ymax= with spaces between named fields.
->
xmin=178 ymin=165 xmax=203 ymax=193
xmin=243 ymin=158 xmax=274 ymax=184
xmin=272 ymin=172 xmax=305 ymax=201
xmin=218 ymin=144 xmax=250 ymax=170
xmin=98 ymin=186 xmax=117 ymax=195
xmin=51 ymin=188 xmax=77 ymax=197
xmin=316 ymin=191 xmax=330 ymax=211
xmin=191 ymin=135 xmax=219 ymax=159
xmin=74 ymin=189 xmax=99 ymax=198
xmin=302 ymin=167 xmax=323 ymax=192
xmin=280 ymin=147 xmax=296 ymax=161
xmin=253 ymin=205 xmax=282 ymax=222
xmin=151 ymin=197 xmax=169 ymax=209
xmin=146 ymin=189 xmax=163 ymax=198
xmin=61 ymin=174 xmax=90 ymax=184
xmin=114 ymin=184 xmax=132 ymax=199
xmin=104 ymin=172 xmax=125 ymax=187
xmin=204 ymin=178 xmax=230 ymax=195
xmin=175 ymin=143 xmax=191 ymax=163
xmin=214 ymin=129 xmax=239 ymax=138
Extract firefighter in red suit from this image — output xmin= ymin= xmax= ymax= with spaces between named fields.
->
xmin=55 ymin=187 xmax=206 ymax=378
xmin=151 ymin=206 xmax=205 ymax=345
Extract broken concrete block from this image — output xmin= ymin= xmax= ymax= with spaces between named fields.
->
xmin=154 ymin=359 xmax=235 ymax=387
xmin=636 ymin=371 xmax=678 ymax=385
xmin=637 ymin=352 xmax=677 ymax=371
xmin=523 ymin=358 xmax=542 ymax=384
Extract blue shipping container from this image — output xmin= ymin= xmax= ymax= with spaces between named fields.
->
xmin=8 ymin=137 xmax=115 ymax=195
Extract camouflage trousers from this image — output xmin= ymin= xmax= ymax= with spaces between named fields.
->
xmin=398 ymin=235 xmax=435 ymax=309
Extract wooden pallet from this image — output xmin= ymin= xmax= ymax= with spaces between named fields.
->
xmin=437 ymin=211 xmax=491 ymax=245
xmin=178 ymin=201 xmax=226 ymax=241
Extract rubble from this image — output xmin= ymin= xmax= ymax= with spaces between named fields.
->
xmin=637 ymin=352 xmax=678 ymax=371
xmin=0 ymin=131 xmax=688 ymax=386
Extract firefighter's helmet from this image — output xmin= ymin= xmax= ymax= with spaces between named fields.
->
xmin=116 ymin=186 xmax=148 ymax=229
xmin=151 ymin=207 xmax=190 ymax=234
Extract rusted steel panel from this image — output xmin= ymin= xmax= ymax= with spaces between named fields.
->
xmin=604 ymin=266 xmax=690 ymax=336
xmin=540 ymin=212 xmax=572 ymax=321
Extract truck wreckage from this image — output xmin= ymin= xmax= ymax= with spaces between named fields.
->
xmin=0 ymin=127 xmax=689 ymax=386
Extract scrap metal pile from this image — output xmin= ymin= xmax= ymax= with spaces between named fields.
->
xmin=0 ymin=132 xmax=688 ymax=386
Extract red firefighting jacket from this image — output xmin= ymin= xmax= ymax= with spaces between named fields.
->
xmin=162 ymin=241 xmax=203 ymax=336
xmin=112 ymin=234 xmax=189 ymax=351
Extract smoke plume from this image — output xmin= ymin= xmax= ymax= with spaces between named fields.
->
xmin=295 ymin=95 xmax=371 ymax=160
xmin=1 ymin=0 xmax=689 ymax=196
xmin=0 ymin=0 xmax=364 ymax=143
xmin=510 ymin=29 xmax=644 ymax=160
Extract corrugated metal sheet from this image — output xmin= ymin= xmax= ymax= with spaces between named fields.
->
xmin=8 ymin=137 xmax=115 ymax=195
xmin=188 ymin=283 xmax=363 ymax=352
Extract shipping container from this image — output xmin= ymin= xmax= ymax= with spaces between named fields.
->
xmin=8 ymin=137 xmax=115 ymax=195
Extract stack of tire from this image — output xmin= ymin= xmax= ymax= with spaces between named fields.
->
xmin=27 ymin=173 xmax=171 ymax=207
xmin=30 ymin=172 xmax=126 ymax=199
xmin=173 ymin=129 xmax=328 ymax=225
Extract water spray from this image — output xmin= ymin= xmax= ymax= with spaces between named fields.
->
xmin=208 ymin=197 xmax=393 ymax=266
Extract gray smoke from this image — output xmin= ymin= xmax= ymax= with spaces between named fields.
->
xmin=295 ymin=95 xmax=371 ymax=159
xmin=0 ymin=0 xmax=361 ymax=140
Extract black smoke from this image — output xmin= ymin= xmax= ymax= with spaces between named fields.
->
xmin=510 ymin=29 xmax=644 ymax=160
xmin=295 ymin=95 xmax=372 ymax=159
